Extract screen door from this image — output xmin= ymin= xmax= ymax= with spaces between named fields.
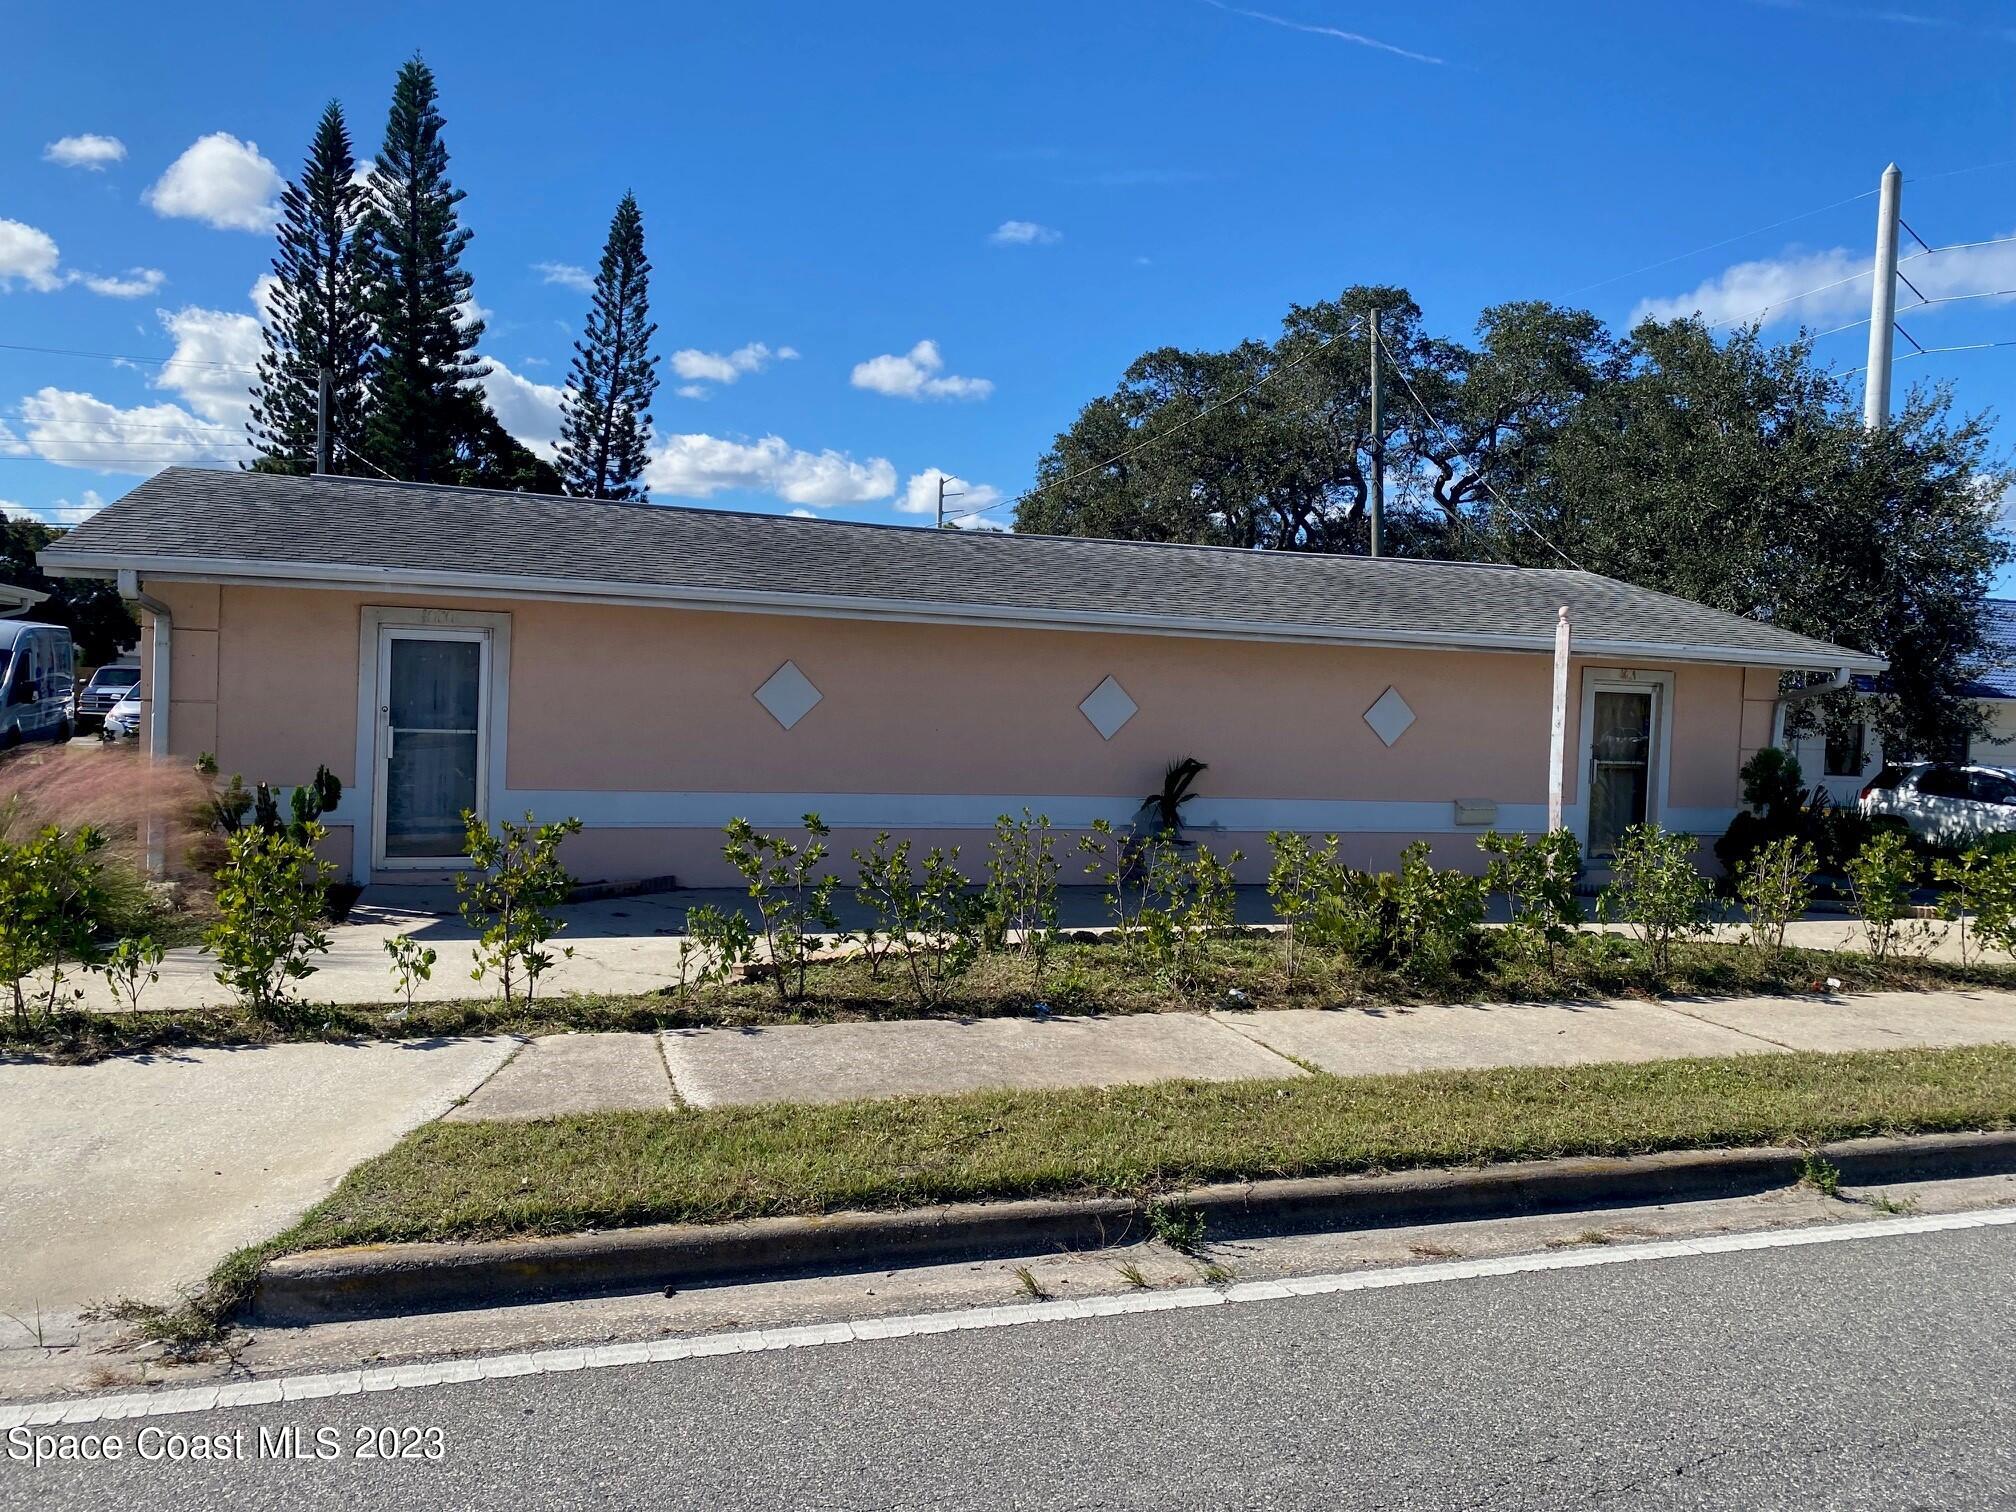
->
xmin=375 ymin=628 xmax=488 ymax=865
xmin=1587 ymin=687 xmax=1655 ymax=859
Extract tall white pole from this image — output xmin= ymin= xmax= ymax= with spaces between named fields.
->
xmin=1548 ymin=605 xmax=1570 ymax=834
xmin=1862 ymin=163 xmax=1902 ymax=430
xmin=1367 ymin=310 xmax=1384 ymax=558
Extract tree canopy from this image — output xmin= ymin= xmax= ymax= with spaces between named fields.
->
xmin=0 ymin=517 xmax=137 ymax=664
xmin=1018 ymin=288 xmax=2011 ymax=755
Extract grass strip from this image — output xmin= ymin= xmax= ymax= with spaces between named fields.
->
xmin=131 ymin=1042 xmax=2016 ymax=1349
xmin=11 ymin=935 xmax=2016 ymax=1065
xmin=290 ymin=1045 xmax=2016 ymax=1246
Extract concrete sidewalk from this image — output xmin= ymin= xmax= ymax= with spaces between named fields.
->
xmin=0 ymin=1035 xmax=516 ymax=1335
xmin=443 ymin=987 xmax=2016 ymax=1119
xmin=9 ymin=987 xmax=2014 ymax=1335
xmin=49 ymin=885 xmax=1989 ymax=1016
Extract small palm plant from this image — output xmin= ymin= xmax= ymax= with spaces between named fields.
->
xmin=1143 ymin=758 xmax=1208 ymax=838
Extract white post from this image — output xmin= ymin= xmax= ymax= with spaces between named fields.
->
xmin=1548 ymin=606 xmax=1571 ymax=833
xmin=1862 ymin=162 xmax=1902 ymax=431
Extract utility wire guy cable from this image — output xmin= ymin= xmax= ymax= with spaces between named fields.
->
xmin=1371 ymin=328 xmax=1584 ymax=573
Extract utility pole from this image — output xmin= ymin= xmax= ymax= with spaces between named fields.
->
xmin=1367 ymin=309 xmax=1384 ymax=558
xmin=1548 ymin=605 xmax=1571 ymax=834
xmin=935 ymin=473 xmax=963 ymax=529
xmin=315 ymin=367 xmax=333 ymax=474
xmin=1862 ymin=162 xmax=1903 ymax=430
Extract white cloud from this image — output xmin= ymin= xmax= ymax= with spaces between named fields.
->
xmin=2 ymin=491 xmax=106 ymax=526
xmin=670 ymin=342 xmax=798 ymax=388
xmin=849 ymin=340 xmax=994 ymax=402
xmin=1632 ymin=231 xmax=2016 ymax=331
xmin=75 ymin=267 xmax=166 ymax=299
xmin=676 ymin=384 xmax=709 ymax=400
xmin=481 ymin=357 xmax=567 ymax=461
xmin=645 ymin=433 xmax=896 ymax=506
xmin=155 ymin=301 xmax=262 ymax=426
xmin=144 ymin=133 xmax=283 ymax=232
xmin=897 ymin=468 xmax=1005 ymax=523
xmin=534 ymin=261 xmax=594 ymax=293
xmin=0 ymin=219 xmax=168 ymax=299
xmin=44 ymin=134 xmax=126 ymax=171
xmin=0 ymin=219 xmax=63 ymax=292
xmin=0 ymin=420 xmax=31 ymax=457
xmin=16 ymin=387 xmax=239 ymax=474
xmin=990 ymin=219 xmax=1061 ymax=246
xmin=788 ymin=508 xmax=817 ymax=519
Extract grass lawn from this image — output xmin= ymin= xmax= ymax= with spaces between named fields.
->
xmin=119 ymin=1041 xmax=2016 ymax=1348
xmin=9 ymin=930 xmax=2016 ymax=1064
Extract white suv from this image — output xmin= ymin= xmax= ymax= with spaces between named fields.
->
xmin=1858 ymin=762 xmax=2016 ymax=846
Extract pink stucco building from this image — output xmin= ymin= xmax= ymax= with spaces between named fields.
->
xmin=43 ymin=469 xmax=1885 ymax=888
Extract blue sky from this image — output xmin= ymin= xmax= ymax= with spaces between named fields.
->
xmin=4 ymin=0 xmax=2016 ymax=559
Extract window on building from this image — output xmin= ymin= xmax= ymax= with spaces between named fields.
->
xmin=1822 ymin=722 xmax=1867 ymax=778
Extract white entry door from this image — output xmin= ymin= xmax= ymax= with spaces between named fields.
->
xmin=1586 ymin=683 xmax=1660 ymax=860
xmin=373 ymin=627 xmax=489 ymax=868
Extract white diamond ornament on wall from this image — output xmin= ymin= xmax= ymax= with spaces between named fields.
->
xmin=1079 ymin=676 xmax=1139 ymax=740
xmin=754 ymin=661 xmax=823 ymax=730
xmin=1363 ymin=686 xmax=1416 ymax=747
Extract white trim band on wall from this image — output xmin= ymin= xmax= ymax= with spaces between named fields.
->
xmin=314 ymin=790 xmax=1737 ymax=837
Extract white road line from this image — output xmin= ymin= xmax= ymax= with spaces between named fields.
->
xmin=6 ymin=1205 xmax=2012 ymax=1430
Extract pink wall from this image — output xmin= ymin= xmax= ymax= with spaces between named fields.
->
xmin=134 ymin=583 xmax=1761 ymax=885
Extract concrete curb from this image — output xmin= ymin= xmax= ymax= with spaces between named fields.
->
xmin=251 ymin=1128 xmax=2016 ymax=1325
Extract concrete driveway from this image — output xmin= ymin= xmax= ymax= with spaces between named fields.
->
xmin=0 ymin=1036 xmax=514 ymax=1336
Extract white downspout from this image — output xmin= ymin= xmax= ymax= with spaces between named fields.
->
xmin=1770 ymin=666 xmax=1852 ymax=749
xmin=118 ymin=569 xmax=173 ymax=876
xmin=117 ymin=569 xmax=172 ymax=760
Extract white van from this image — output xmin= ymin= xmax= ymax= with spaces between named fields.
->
xmin=0 ymin=621 xmax=76 ymax=747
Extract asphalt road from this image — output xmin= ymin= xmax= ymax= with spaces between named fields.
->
xmin=6 ymin=1224 xmax=2013 ymax=1511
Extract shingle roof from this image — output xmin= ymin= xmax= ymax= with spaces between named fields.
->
xmin=41 ymin=468 xmax=1885 ymax=670
xmin=1964 ymin=599 xmax=2016 ymax=699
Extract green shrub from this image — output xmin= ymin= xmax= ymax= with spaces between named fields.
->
xmin=848 ymin=832 xmax=909 ymax=981
xmin=1078 ymin=818 xmax=1158 ymax=957
xmin=1933 ymin=845 xmax=2016 ymax=966
xmin=101 ymin=933 xmax=164 ymax=1014
xmin=722 ymin=814 xmax=840 ymax=1006
xmin=1287 ymin=841 xmax=1482 ymax=981
xmin=1383 ymin=841 xmax=1487 ymax=981
xmin=983 ymin=809 xmax=1060 ymax=985
xmin=1479 ymin=828 xmax=1583 ymax=968
xmin=1736 ymin=835 xmax=1817 ymax=961
xmin=850 ymin=831 xmax=984 ymax=1009
xmin=1845 ymin=828 xmax=1920 ymax=963
xmin=383 ymin=933 xmax=437 ymax=1010
xmin=676 ymin=904 xmax=755 ymax=1008
xmin=1140 ymin=840 xmax=1243 ymax=994
xmin=1266 ymin=831 xmax=1348 ymax=981
xmin=203 ymin=823 xmax=332 ymax=1017
xmin=1598 ymin=823 xmax=1712 ymax=976
xmin=458 ymin=811 xmax=584 ymax=1006
xmin=0 ymin=821 xmax=111 ymax=1025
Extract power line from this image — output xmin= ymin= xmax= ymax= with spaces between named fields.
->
xmin=0 ymin=340 xmax=261 ymax=374
xmin=1559 ymin=187 xmax=1880 ymax=300
xmin=1841 ymin=338 xmax=2016 ymax=378
xmin=1373 ymin=328 xmax=1584 ymax=572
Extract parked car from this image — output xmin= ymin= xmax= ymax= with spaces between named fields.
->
xmin=1859 ymin=761 xmax=2016 ymax=846
xmin=0 ymin=620 xmax=76 ymax=747
xmin=101 ymin=689 xmax=143 ymax=742
xmin=73 ymin=659 xmax=141 ymax=732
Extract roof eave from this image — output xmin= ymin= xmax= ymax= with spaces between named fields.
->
xmin=38 ymin=548 xmax=1889 ymax=674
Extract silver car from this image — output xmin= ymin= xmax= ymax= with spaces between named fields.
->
xmin=101 ymin=689 xmax=142 ymax=742
xmin=1858 ymin=761 xmax=2016 ymax=846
